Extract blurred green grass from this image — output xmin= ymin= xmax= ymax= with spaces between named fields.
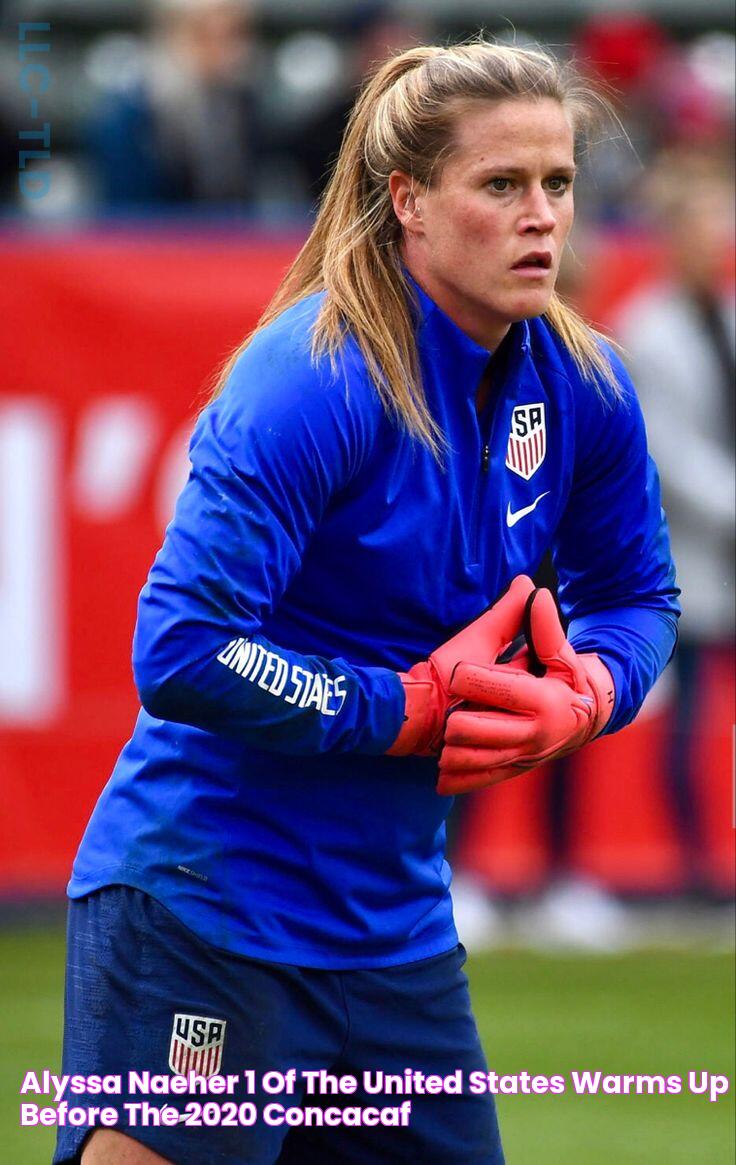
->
xmin=1 ymin=926 xmax=733 ymax=1164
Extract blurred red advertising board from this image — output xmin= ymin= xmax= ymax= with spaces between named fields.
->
xmin=0 ymin=232 xmax=298 ymax=894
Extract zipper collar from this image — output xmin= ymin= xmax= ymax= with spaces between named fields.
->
xmin=405 ymin=270 xmax=532 ymax=401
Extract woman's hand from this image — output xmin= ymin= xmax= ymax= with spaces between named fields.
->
xmin=437 ymin=588 xmax=615 ymax=793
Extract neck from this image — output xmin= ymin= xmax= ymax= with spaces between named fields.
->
xmin=402 ymin=249 xmax=509 ymax=352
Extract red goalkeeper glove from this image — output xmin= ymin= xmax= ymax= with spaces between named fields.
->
xmin=437 ymin=587 xmax=615 ymax=793
xmin=386 ymin=575 xmax=535 ymax=757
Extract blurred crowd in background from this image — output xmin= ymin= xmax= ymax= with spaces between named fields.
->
xmin=0 ymin=0 xmax=733 ymax=224
xmin=1 ymin=0 xmax=734 ymax=951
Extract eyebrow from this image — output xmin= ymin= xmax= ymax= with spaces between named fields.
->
xmin=472 ymin=163 xmax=578 ymax=177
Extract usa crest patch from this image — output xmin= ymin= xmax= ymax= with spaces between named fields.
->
xmin=505 ymin=403 xmax=546 ymax=480
xmin=168 ymin=1013 xmax=227 ymax=1076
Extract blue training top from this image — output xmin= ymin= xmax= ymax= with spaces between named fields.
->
xmin=69 ymin=278 xmax=679 ymax=967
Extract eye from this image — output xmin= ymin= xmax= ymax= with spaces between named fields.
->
xmin=546 ymin=175 xmax=573 ymax=194
xmin=488 ymin=177 xmax=512 ymax=193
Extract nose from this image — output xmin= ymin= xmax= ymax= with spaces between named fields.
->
xmin=518 ymin=184 xmax=557 ymax=235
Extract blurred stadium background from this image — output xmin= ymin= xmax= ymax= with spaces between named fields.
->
xmin=1 ymin=0 xmax=734 ymax=1162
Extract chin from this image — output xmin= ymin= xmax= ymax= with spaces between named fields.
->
xmin=504 ymin=291 xmax=555 ymax=322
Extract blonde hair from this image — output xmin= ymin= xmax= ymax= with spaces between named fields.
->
xmin=213 ymin=40 xmax=618 ymax=456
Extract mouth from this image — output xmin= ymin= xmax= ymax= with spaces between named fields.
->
xmin=511 ymin=252 xmax=553 ymax=275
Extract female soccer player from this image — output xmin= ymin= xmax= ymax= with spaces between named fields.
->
xmin=56 ymin=41 xmax=679 ymax=1165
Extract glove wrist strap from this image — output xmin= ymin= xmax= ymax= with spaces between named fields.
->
xmin=581 ymin=654 xmax=615 ymax=740
xmin=386 ymin=671 xmax=442 ymax=756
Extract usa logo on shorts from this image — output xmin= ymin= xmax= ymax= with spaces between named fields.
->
xmin=505 ymin=403 xmax=546 ymax=480
xmin=168 ymin=1013 xmax=227 ymax=1076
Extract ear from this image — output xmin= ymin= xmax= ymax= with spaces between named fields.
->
xmin=388 ymin=170 xmax=424 ymax=236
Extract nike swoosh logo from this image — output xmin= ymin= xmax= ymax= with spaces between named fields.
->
xmin=506 ymin=491 xmax=550 ymax=528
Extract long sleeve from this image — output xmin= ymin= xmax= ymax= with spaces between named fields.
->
xmin=552 ymin=347 xmax=680 ymax=734
xmin=132 ymin=319 xmax=405 ymax=755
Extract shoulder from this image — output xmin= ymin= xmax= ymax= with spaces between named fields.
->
xmin=527 ymin=317 xmax=644 ymax=472
xmin=527 ymin=316 xmax=635 ymax=408
xmin=202 ymin=293 xmax=383 ymax=476
xmin=229 ymin=294 xmax=376 ymax=406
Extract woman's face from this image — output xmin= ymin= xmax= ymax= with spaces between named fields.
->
xmin=391 ymin=97 xmax=576 ymax=350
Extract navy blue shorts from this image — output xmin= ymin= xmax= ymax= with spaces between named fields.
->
xmin=54 ymin=886 xmax=503 ymax=1164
